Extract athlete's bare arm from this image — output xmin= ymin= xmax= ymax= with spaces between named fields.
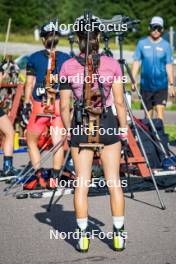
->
xmin=60 ymin=89 xmax=72 ymax=131
xmin=112 ymin=81 xmax=127 ymax=128
xmin=24 ymin=75 xmax=36 ymax=103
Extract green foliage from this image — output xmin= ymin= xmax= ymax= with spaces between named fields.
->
xmin=165 ymin=124 xmax=176 ymax=142
xmin=132 ymin=100 xmax=176 ymax=111
xmin=0 ymin=0 xmax=176 ymax=37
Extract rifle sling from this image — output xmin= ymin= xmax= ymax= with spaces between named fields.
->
xmin=74 ymin=54 xmax=107 ymax=114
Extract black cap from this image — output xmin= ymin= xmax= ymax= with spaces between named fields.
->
xmin=74 ymin=12 xmax=102 ymax=33
xmin=40 ymin=19 xmax=60 ymax=38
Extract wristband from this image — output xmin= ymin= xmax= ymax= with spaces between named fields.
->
xmin=118 ymin=127 xmax=128 ymax=134
xmin=118 ymin=127 xmax=128 ymax=141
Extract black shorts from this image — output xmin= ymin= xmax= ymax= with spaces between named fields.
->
xmin=0 ymin=108 xmax=5 ymax=118
xmin=141 ymin=89 xmax=168 ymax=111
xmin=70 ymin=107 xmax=120 ymax=147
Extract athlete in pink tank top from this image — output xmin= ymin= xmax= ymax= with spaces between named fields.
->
xmin=60 ymin=53 xmax=122 ymax=107
xmin=60 ymin=14 xmax=128 ymax=253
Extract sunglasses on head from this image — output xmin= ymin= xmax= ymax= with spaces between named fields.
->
xmin=150 ymin=25 xmax=163 ymax=32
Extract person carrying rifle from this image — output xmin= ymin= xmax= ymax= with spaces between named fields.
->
xmin=22 ymin=20 xmax=70 ymax=188
xmin=60 ymin=13 xmax=127 ymax=252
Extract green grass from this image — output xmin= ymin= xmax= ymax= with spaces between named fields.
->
xmin=0 ymin=54 xmax=18 ymax=61
xmin=132 ymin=101 xmax=141 ymax=110
xmin=165 ymin=124 xmax=176 ymax=142
xmin=165 ymin=104 xmax=176 ymax=111
xmin=132 ymin=100 xmax=176 ymax=111
xmin=0 ymin=33 xmax=136 ymax=51
xmin=0 ymin=33 xmax=37 ymax=44
xmin=0 ymin=33 xmax=73 ymax=46
xmin=130 ymin=102 xmax=176 ymax=141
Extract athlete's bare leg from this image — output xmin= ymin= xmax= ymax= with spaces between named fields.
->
xmin=27 ymin=131 xmax=41 ymax=170
xmin=51 ymin=131 xmax=64 ymax=170
xmin=0 ymin=114 xmax=14 ymax=156
xmin=72 ymin=147 xmax=94 ymax=218
xmin=156 ymin=104 xmax=165 ymax=120
xmin=100 ymin=142 xmax=124 ymax=216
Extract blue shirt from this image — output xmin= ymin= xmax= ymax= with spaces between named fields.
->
xmin=133 ymin=37 xmax=173 ymax=91
xmin=26 ymin=50 xmax=70 ymax=101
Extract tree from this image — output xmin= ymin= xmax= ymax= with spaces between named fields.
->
xmin=0 ymin=0 xmax=175 ymax=36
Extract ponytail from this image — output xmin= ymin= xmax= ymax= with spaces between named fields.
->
xmin=77 ymin=32 xmax=99 ymax=54
xmin=43 ymin=33 xmax=59 ymax=49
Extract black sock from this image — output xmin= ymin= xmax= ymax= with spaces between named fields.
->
xmin=3 ymin=156 xmax=13 ymax=171
xmin=35 ymin=168 xmax=42 ymax=177
xmin=52 ymin=169 xmax=60 ymax=178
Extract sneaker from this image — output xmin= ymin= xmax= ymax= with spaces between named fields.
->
xmin=65 ymin=158 xmax=75 ymax=175
xmin=3 ymin=166 xmax=20 ymax=177
xmin=35 ymin=169 xmax=49 ymax=189
xmin=49 ymin=169 xmax=60 ymax=190
xmin=113 ymin=225 xmax=126 ymax=251
xmin=24 ymin=169 xmax=49 ymax=190
xmin=75 ymin=227 xmax=90 ymax=253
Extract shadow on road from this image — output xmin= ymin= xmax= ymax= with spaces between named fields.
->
xmin=35 ymin=204 xmax=114 ymax=250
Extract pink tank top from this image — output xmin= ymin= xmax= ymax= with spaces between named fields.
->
xmin=60 ymin=54 xmax=122 ymax=107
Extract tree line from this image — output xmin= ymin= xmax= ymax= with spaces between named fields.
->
xmin=0 ymin=0 xmax=175 ymax=39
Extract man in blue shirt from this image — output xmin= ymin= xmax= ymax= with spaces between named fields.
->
xmin=23 ymin=20 xmax=70 ymax=187
xmin=132 ymin=16 xmax=175 ymax=120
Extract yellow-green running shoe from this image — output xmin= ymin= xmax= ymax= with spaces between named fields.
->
xmin=75 ymin=227 xmax=90 ymax=253
xmin=113 ymin=225 xmax=127 ymax=251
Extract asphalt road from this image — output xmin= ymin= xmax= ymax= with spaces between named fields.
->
xmin=0 ymin=151 xmax=176 ymax=264
xmin=0 ymin=183 xmax=176 ymax=264
xmin=0 ymin=42 xmax=134 ymax=63
xmin=0 ymin=40 xmax=175 ymax=263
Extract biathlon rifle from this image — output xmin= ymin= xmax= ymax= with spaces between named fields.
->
xmin=83 ymin=11 xmax=102 ymax=116
xmin=82 ymin=11 xmax=104 ymax=144
xmin=43 ymin=20 xmax=58 ymax=114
